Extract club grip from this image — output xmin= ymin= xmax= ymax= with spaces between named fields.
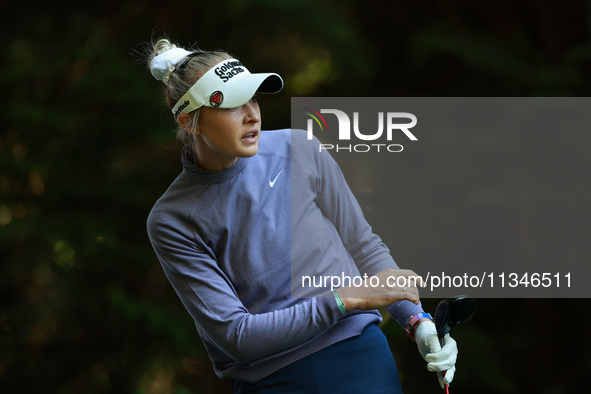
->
xmin=437 ymin=334 xmax=449 ymax=392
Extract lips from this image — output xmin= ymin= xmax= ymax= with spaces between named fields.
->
xmin=241 ymin=130 xmax=259 ymax=143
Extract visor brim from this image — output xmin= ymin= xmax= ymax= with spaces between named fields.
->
xmin=211 ymin=73 xmax=283 ymax=108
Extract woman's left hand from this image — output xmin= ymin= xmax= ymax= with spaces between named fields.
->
xmin=414 ymin=320 xmax=458 ymax=388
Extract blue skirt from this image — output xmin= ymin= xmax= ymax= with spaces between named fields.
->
xmin=232 ymin=323 xmax=403 ymax=393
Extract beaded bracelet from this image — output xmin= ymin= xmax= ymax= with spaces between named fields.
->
xmin=405 ymin=312 xmax=433 ymax=340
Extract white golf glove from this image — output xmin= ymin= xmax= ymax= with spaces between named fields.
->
xmin=414 ymin=320 xmax=458 ymax=388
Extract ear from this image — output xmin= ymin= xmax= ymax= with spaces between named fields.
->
xmin=178 ymin=113 xmax=198 ymax=134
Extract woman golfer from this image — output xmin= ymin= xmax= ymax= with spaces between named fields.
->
xmin=146 ymin=38 xmax=458 ymax=393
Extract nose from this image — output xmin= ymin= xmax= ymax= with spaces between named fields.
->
xmin=243 ymin=101 xmax=260 ymax=123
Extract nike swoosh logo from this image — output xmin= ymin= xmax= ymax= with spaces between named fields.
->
xmin=269 ymin=169 xmax=283 ymax=188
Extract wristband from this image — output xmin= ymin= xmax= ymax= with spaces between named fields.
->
xmin=405 ymin=312 xmax=432 ymax=340
xmin=333 ymin=290 xmax=348 ymax=315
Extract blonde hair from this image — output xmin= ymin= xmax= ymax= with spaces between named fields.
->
xmin=147 ymin=38 xmax=232 ymax=147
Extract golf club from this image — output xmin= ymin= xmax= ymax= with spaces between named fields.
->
xmin=434 ymin=296 xmax=477 ymax=393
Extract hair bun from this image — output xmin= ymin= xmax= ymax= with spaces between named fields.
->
xmin=153 ymin=39 xmax=176 ymax=56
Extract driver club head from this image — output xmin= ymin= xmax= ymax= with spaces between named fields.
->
xmin=434 ymin=295 xmax=477 ymax=338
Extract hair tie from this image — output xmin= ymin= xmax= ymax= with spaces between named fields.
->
xmin=150 ymin=47 xmax=192 ymax=84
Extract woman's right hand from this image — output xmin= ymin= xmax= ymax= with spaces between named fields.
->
xmin=336 ymin=268 xmax=424 ymax=312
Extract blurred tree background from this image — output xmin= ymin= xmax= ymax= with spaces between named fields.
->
xmin=1 ymin=0 xmax=591 ymax=393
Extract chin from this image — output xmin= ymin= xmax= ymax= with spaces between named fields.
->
xmin=238 ymin=145 xmax=259 ymax=158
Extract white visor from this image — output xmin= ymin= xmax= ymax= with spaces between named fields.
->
xmin=171 ymin=58 xmax=283 ymax=120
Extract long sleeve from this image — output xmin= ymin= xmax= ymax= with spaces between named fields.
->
xmin=147 ymin=193 xmax=344 ymax=365
xmin=294 ymin=130 xmax=425 ymax=326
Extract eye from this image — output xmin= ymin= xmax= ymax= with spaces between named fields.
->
xmin=220 ymin=96 xmax=257 ymax=112
xmin=222 ymin=106 xmax=241 ymax=112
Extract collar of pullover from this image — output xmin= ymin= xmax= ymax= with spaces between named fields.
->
xmin=180 ymin=145 xmax=250 ymax=184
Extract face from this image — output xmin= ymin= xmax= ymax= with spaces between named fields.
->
xmin=191 ymin=97 xmax=261 ymax=172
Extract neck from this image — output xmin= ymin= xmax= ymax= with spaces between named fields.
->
xmin=194 ymin=155 xmax=239 ymax=172
xmin=188 ymin=143 xmax=238 ymax=172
